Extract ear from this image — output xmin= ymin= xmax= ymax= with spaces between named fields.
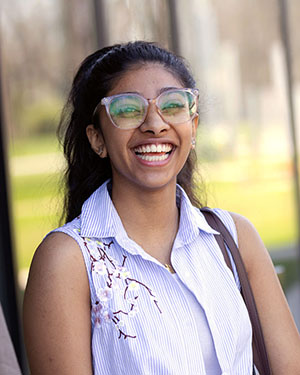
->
xmin=86 ymin=125 xmax=108 ymax=158
xmin=192 ymin=114 xmax=199 ymax=138
xmin=190 ymin=114 xmax=199 ymax=149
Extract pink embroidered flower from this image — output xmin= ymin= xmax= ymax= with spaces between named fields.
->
xmin=92 ymin=302 xmax=103 ymax=328
xmin=98 ymin=286 xmax=113 ymax=302
xmin=128 ymin=281 xmax=139 ymax=291
xmin=92 ymin=302 xmax=103 ymax=313
xmin=113 ymin=266 xmax=131 ymax=279
xmin=111 ymin=279 xmax=121 ymax=292
xmin=93 ymin=260 xmax=107 ymax=275
xmin=94 ymin=316 xmax=102 ymax=328
xmin=102 ymin=308 xmax=113 ymax=323
xmin=84 ymin=238 xmax=162 ymax=339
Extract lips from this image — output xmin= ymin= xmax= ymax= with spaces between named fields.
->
xmin=133 ymin=143 xmax=174 ymax=162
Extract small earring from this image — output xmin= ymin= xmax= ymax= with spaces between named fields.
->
xmin=191 ymin=139 xmax=196 ymax=148
xmin=96 ymin=146 xmax=103 ymax=156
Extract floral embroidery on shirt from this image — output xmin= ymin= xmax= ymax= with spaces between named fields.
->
xmin=78 ymin=233 xmax=162 ymax=339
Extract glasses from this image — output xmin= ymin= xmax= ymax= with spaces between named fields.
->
xmin=93 ymin=88 xmax=199 ymax=129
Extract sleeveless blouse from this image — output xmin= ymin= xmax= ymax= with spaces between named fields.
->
xmin=51 ymin=180 xmax=253 ymax=374
xmin=172 ymin=272 xmax=222 ymax=374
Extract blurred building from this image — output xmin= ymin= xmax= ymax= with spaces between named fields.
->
xmin=1 ymin=1 xmax=300 ymax=372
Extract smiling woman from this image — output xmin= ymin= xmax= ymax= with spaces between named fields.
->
xmin=86 ymin=64 xmax=198 ymax=196
xmin=23 ymin=41 xmax=300 ymax=375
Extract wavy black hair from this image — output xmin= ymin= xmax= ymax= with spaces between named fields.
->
xmin=58 ymin=41 xmax=204 ymax=223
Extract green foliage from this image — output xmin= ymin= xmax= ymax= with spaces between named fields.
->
xmin=9 ymin=133 xmax=60 ymax=157
xmin=20 ymin=97 xmax=63 ymax=136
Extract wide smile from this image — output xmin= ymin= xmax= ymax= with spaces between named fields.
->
xmin=132 ymin=143 xmax=175 ymax=164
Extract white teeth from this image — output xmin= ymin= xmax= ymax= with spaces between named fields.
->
xmin=137 ymin=153 xmax=169 ymax=161
xmin=133 ymin=143 xmax=173 ymax=154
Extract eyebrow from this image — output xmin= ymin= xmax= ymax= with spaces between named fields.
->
xmin=158 ymin=86 xmax=181 ymax=94
xmin=116 ymin=87 xmax=182 ymax=97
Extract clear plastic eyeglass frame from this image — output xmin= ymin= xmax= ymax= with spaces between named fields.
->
xmin=92 ymin=88 xmax=199 ymax=129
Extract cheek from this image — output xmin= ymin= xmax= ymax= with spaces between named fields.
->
xmin=181 ymin=126 xmax=193 ymax=146
xmin=103 ymin=130 xmax=133 ymax=164
xmin=98 ymin=110 xmax=115 ymax=139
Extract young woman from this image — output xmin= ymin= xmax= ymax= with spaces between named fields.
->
xmin=23 ymin=41 xmax=300 ymax=374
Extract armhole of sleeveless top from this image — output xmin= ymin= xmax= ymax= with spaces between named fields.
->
xmin=211 ymin=208 xmax=241 ymax=291
xmin=46 ymin=227 xmax=97 ymax=305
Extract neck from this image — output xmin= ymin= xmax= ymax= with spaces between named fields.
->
xmin=111 ymin=179 xmax=178 ymax=230
xmin=111 ymin=179 xmax=179 ymax=263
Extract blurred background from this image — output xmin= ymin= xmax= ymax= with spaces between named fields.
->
xmin=1 ymin=0 xmax=300 ymax=372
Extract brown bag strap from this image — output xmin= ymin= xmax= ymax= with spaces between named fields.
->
xmin=201 ymin=208 xmax=271 ymax=375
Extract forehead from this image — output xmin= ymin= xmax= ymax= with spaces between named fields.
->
xmin=108 ymin=63 xmax=184 ymax=97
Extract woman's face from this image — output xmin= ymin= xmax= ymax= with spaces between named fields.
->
xmin=88 ymin=63 xmax=198 ymax=192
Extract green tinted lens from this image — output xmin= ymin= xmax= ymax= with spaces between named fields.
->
xmin=158 ymin=90 xmax=196 ymax=124
xmin=109 ymin=95 xmax=146 ymax=128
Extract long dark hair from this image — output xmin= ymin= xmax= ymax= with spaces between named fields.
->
xmin=58 ymin=41 xmax=204 ymax=223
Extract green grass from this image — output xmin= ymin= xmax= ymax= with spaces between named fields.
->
xmin=206 ymin=179 xmax=296 ymax=248
xmin=11 ymin=173 xmax=62 ymax=200
xmin=14 ymin=212 xmax=60 ymax=271
xmin=8 ymin=135 xmax=298 ymax=274
xmin=11 ymin=173 xmax=63 ymax=269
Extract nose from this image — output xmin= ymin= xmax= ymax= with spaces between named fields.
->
xmin=139 ymin=101 xmax=170 ymax=134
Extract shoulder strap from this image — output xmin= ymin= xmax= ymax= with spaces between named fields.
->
xmin=200 ymin=208 xmax=271 ymax=375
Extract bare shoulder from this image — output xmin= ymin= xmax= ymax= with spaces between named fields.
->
xmin=25 ymin=231 xmax=90 ymax=313
xmin=26 ymin=232 xmax=88 ymax=293
xmin=228 ymin=211 xmax=271 ymax=275
xmin=30 ymin=231 xmax=84 ymax=271
xmin=23 ymin=232 xmax=92 ymax=374
xmin=33 ymin=231 xmax=83 ymax=264
xmin=229 ymin=212 xmax=300 ymax=373
xmin=229 ymin=211 xmax=263 ymax=244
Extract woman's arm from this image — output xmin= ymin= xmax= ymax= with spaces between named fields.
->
xmin=230 ymin=212 xmax=300 ymax=374
xmin=23 ymin=232 xmax=93 ymax=375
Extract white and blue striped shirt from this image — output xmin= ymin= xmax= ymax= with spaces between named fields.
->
xmin=53 ymin=180 xmax=253 ymax=374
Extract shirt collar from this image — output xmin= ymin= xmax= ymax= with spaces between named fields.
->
xmin=80 ymin=180 xmax=126 ymax=239
xmin=80 ymin=180 xmax=219 ymax=243
xmin=174 ymin=185 xmax=219 ymax=247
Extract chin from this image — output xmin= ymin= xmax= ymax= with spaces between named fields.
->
xmin=134 ymin=175 xmax=177 ymax=191
xmin=112 ymin=167 xmax=178 ymax=193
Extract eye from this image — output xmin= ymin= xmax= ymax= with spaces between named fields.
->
xmin=113 ymin=105 xmax=143 ymax=118
xmin=160 ymin=100 xmax=185 ymax=114
xmin=110 ymin=95 xmax=145 ymax=119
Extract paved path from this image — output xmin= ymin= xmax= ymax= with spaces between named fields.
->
xmin=9 ymin=152 xmax=64 ymax=176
